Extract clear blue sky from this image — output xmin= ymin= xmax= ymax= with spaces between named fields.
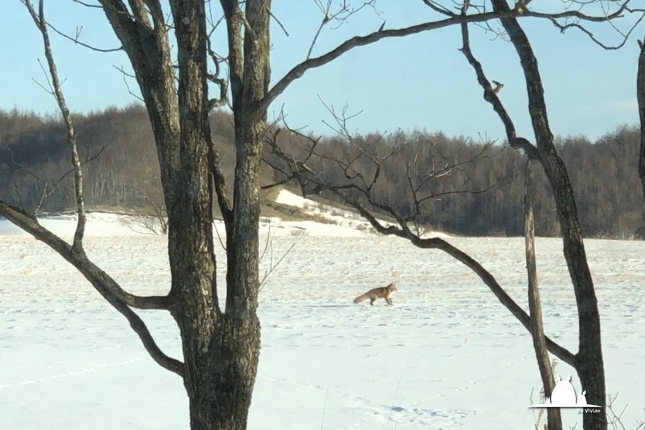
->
xmin=1 ymin=1 xmax=643 ymax=142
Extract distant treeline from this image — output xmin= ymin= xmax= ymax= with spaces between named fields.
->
xmin=0 ymin=104 xmax=641 ymax=238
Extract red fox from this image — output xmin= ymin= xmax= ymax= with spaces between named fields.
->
xmin=353 ymin=282 xmax=397 ymax=306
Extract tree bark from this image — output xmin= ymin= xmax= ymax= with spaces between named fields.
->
xmin=98 ymin=1 xmax=267 ymax=428
xmin=636 ymin=37 xmax=645 ymax=235
xmin=525 ymin=160 xmax=561 ymax=430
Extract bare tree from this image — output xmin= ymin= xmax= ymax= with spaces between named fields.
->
xmin=2 ymin=1 xmax=641 ymax=429
xmin=264 ymin=3 xmax=645 ymax=430
xmin=466 ymin=2 xmax=632 ymax=428
xmin=129 ymin=175 xmax=168 ymax=235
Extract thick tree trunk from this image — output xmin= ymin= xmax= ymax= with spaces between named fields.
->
xmin=169 ymin=2 xmax=263 ymax=429
xmin=539 ymin=150 xmax=606 ymax=430
xmin=182 ymin=115 xmax=264 ymax=430
xmin=539 ymin=92 xmax=606 ymax=430
xmin=180 ymin=314 xmax=260 ymax=430
xmin=100 ymin=1 xmax=267 ymax=428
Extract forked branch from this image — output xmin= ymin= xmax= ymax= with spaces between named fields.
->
xmin=0 ymin=200 xmax=183 ymax=376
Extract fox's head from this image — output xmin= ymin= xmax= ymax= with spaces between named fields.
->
xmin=387 ymin=282 xmax=397 ymax=291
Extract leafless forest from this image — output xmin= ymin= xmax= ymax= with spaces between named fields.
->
xmin=0 ymin=104 xmax=640 ymax=238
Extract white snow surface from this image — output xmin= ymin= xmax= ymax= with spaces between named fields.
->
xmin=1 ymin=208 xmax=644 ymax=430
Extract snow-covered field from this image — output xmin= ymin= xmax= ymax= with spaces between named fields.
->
xmin=1 ymin=195 xmax=644 ymax=429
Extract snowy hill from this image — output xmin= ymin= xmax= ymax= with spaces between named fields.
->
xmin=0 ymin=189 xmax=450 ymax=239
xmin=270 ymin=189 xmax=450 ymax=238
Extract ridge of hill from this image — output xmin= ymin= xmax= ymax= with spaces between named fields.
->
xmin=0 ymin=187 xmax=450 ymax=239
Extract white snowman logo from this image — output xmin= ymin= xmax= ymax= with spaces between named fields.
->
xmin=551 ymin=375 xmax=577 ymax=406
xmin=528 ymin=375 xmax=600 ymax=409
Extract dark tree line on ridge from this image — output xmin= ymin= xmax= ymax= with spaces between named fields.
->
xmin=0 ymin=104 xmax=640 ymax=238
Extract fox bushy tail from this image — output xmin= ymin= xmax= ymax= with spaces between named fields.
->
xmin=353 ymin=293 xmax=369 ymax=304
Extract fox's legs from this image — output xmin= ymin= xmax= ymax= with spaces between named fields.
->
xmin=386 ymin=298 xmax=393 ymax=305
xmin=369 ymin=297 xmax=375 ymax=305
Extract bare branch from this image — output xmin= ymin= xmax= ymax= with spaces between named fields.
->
xmin=23 ymin=0 xmax=87 ymax=251
xmin=47 ymin=23 xmax=123 ymax=52
xmin=114 ymin=65 xmax=145 ymax=102
xmin=17 ymin=0 xmax=183 ymax=377
xmin=0 ymin=200 xmax=183 ymax=376
xmin=213 ymin=221 xmax=227 ymax=251
xmin=31 ymin=57 xmax=60 ymax=96
xmin=607 ymin=392 xmax=645 ymax=430
xmin=305 ymin=1 xmax=377 ymax=60
xmin=72 ymin=0 xmax=103 ymax=8
xmin=0 ymin=205 xmax=167 ymax=312
xmin=268 ymin=8 xmax=289 ymax=37
xmin=260 ymin=3 xmax=637 ymax=117
xmin=206 ymin=28 xmax=228 ymax=109
xmin=258 ymin=224 xmax=295 ymax=291
xmin=260 ymin=9 xmax=529 ymax=116
xmin=422 ymin=0 xmax=456 ymax=17
xmin=524 ymin=0 xmax=636 ymax=24
xmin=336 ymin=189 xmax=577 ymax=366
xmin=544 ymin=10 xmax=645 ymax=51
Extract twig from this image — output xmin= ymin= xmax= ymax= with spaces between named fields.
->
xmin=213 ymin=220 xmax=227 ymax=251
xmin=258 ymin=3 xmax=634 ymax=118
xmin=389 ymin=370 xmax=404 ymax=428
xmin=269 ymin=8 xmax=289 ymax=37
xmin=607 ymin=392 xmax=645 ymax=430
xmin=114 ymin=65 xmax=145 ymax=102
xmin=46 ymin=22 xmax=123 ymax=52
xmin=259 ymin=239 xmax=295 ymax=291
xmin=320 ymin=385 xmax=330 ymax=430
